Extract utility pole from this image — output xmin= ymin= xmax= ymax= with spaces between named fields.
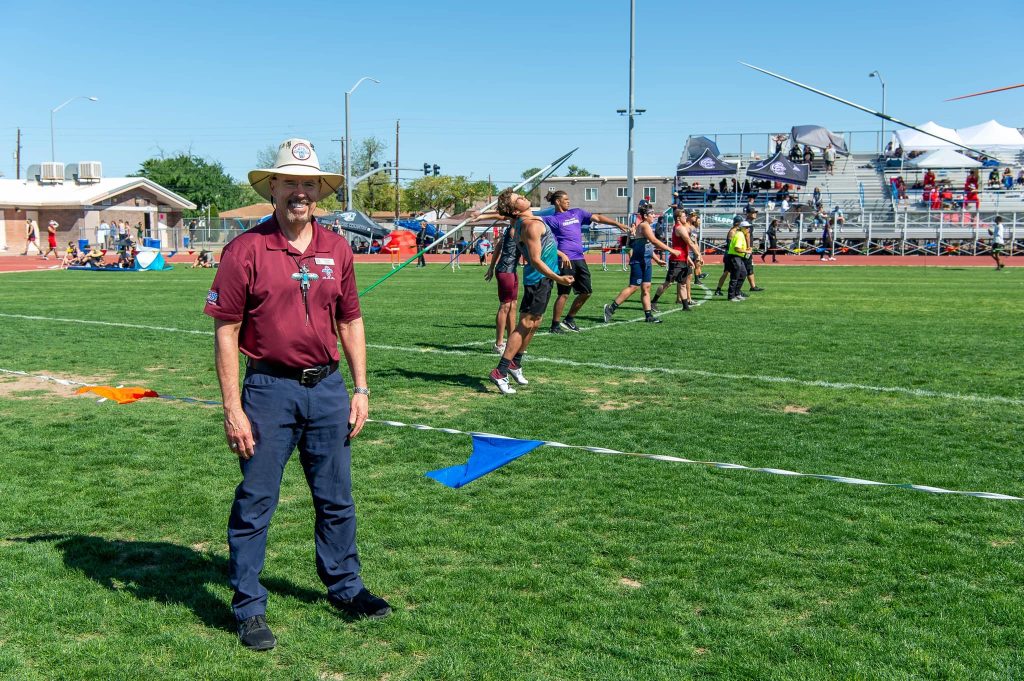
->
xmin=626 ymin=0 xmax=636 ymax=218
xmin=394 ymin=120 xmax=400 ymax=220
xmin=331 ymin=138 xmax=346 ymax=208
xmin=16 ymin=127 xmax=22 ymax=179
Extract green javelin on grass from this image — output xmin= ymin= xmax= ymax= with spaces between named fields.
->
xmin=358 ymin=148 xmax=578 ymax=298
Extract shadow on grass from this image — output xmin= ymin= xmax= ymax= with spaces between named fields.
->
xmin=13 ymin=534 xmax=324 ymax=632
xmin=379 ymin=367 xmax=489 ymax=392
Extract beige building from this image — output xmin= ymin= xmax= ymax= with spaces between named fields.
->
xmin=0 ymin=162 xmax=195 ymax=253
xmin=536 ymin=175 xmax=674 ymax=220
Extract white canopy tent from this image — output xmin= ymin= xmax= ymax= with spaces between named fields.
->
xmin=955 ymin=120 xmax=1024 ymax=150
xmin=908 ymin=148 xmax=982 ymax=169
xmin=892 ymin=122 xmax=964 ymax=151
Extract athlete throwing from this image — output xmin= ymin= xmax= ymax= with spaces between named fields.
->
xmin=488 ymin=189 xmax=574 ymax=395
xmin=542 ymin=190 xmax=630 ymax=333
xmin=603 ymin=203 xmax=681 ymax=324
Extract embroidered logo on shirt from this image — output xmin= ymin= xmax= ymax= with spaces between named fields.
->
xmin=206 ymin=290 xmax=219 ymax=304
xmin=314 ymin=257 xmax=335 ymax=265
xmin=321 ymin=266 xmax=335 ymax=280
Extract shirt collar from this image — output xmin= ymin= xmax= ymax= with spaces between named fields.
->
xmin=263 ymin=214 xmax=330 ymax=255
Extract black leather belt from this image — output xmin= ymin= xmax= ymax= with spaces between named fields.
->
xmin=247 ymin=359 xmax=339 ymax=387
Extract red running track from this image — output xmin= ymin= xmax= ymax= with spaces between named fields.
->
xmin=0 ymin=252 xmax=1018 ymax=273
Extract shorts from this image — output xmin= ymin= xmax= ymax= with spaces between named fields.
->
xmin=519 ymin=278 xmax=553 ymax=317
xmin=664 ymin=260 xmax=691 ymax=284
xmin=496 ymin=271 xmax=518 ymax=303
xmin=744 ymin=256 xmax=754 ymax=273
xmin=992 ymin=243 xmax=1004 ymax=254
xmin=629 ymin=256 xmax=653 ymax=285
xmin=556 ymin=259 xmax=592 ymax=295
xmin=48 ymin=236 xmax=57 ymax=248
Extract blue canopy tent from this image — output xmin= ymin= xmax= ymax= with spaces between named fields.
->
xmin=320 ymin=211 xmax=389 ymax=239
xmin=676 ymin=148 xmax=738 ymax=177
xmin=684 ymin=136 xmax=722 ymax=160
xmin=745 ymin=151 xmax=810 ymax=187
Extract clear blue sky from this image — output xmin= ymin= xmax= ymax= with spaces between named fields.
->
xmin=2 ymin=0 xmax=1020 ymax=187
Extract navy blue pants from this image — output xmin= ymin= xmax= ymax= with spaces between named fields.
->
xmin=228 ymin=369 xmax=363 ymax=621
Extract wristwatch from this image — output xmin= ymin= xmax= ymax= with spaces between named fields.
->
xmin=353 ymin=387 xmax=370 ymax=396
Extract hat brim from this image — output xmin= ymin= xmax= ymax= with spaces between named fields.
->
xmin=248 ymin=166 xmax=345 ymax=201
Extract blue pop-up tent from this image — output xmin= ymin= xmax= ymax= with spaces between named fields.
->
xmin=676 ymin=148 xmax=738 ymax=177
xmin=745 ymin=151 xmax=810 ymax=187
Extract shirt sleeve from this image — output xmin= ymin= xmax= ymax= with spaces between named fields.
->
xmin=334 ymin=240 xmax=362 ymax=323
xmin=203 ymin=240 xmax=251 ymax=322
xmin=579 ymin=209 xmax=594 ymax=225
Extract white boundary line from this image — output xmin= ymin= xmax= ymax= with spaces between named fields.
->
xmin=2 ymin=365 xmax=1018 ymax=501
xmin=1 ymin=311 xmax=1022 ymax=407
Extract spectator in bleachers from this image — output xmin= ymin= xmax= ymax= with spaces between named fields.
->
xmin=812 ymin=187 xmax=821 ymax=208
xmin=987 ymin=168 xmax=1001 ymax=189
xmin=831 ymin=205 xmax=846 ymax=226
xmin=776 ymin=184 xmax=791 ymax=204
xmin=707 ymin=184 xmax=719 ymax=203
xmin=803 ymin=145 xmax=815 ymax=165
xmin=923 ymin=169 xmax=937 ymax=189
xmin=884 ymin=141 xmax=894 ymax=158
xmin=730 ymin=178 xmax=738 ymax=194
xmin=742 ymin=179 xmax=751 ymax=195
xmin=718 ymin=178 xmax=728 ymax=193
xmin=789 ymin=144 xmax=802 ymax=163
xmin=745 ymin=196 xmax=756 ymax=214
xmin=1002 ymin=168 xmax=1014 ymax=190
xmin=1017 ymin=169 xmax=1024 ymax=186
xmin=824 ymin=143 xmax=836 ymax=175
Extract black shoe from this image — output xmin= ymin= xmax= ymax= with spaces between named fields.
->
xmin=696 ymin=273 xmax=708 ymax=281
xmin=238 ymin=615 xmax=276 ymax=650
xmin=682 ymin=301 xmax=691 ymax=311
xmin=749 ymin=286 xmax=765 ymax=292
xmin=644 ymin=316 xmax=662 ymax=324
xmin=650 ymin=303 xmax=660 ymax=313
xmin=560 ymin=319 xmax=581 ymax=332
xmin=713 ymin=289 xmax=723 ymax=296
xmin=330 ymin=588 xmax=392 ymax=620
xmin=549 ymin=324 xmax=565 ymax=334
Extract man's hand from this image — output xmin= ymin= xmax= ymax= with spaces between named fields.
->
xmin=484 ymin=266 xmax=494 ymax=282
xmin=669 ymin=248 xmax=682 ymax=258
xmin=558 ymin=250 xmax=571 ymax=268
xmin=224 ymin=406 xmax=255 ymax=460
xmin=555 ymin=274 xmax=575 ymax=287
xmin=348 ymin=393 xmax=369 ymax=438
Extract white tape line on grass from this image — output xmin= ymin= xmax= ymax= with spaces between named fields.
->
xmin=357 ymin=419 xmax=1024 ymax=501
xmin=2 ymin=367 xmax=1019 ymax=501
xmin=3 ymin=312 xmax=1023 ymax=408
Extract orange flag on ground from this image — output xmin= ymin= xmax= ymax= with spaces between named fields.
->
xmin=75 ymin=386 xmax=159 ymax=404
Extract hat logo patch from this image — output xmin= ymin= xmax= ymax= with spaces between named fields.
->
xmin=291 ymin=143 xmax=312 ymax=161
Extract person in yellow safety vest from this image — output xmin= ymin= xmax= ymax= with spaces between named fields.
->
xmin=726 ymin=216 xmax=752 ymax=302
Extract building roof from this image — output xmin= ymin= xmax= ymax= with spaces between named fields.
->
xmin=218 ymin=203 xmax=328 ymax=219
xmin=544 ymin=176 xmax=672 ymax=181
xmin=0 ymin=176 xmax=197 ymax=210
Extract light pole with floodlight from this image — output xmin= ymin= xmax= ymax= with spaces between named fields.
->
xmin=51 ymin=96 xmax=98 ymax=161
xmin=868 ymin=71 xmax=886 ymax=156
xmin=344 ymin=77 xmax=380 ymax=210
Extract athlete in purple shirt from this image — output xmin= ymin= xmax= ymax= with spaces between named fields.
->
xmin=542 ymin=190 xmax=630 ymax=333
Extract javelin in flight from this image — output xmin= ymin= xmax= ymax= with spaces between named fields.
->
xmin=739 ymin=62 xmax=987 ymax=157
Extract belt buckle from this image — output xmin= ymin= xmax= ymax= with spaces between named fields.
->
xmin=300 ymin=366 xmax=325 ymax=387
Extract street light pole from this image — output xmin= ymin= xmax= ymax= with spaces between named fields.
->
xmin=50 ymin=95 xmax=98 ymax=161
xmin=626 ymin=0 xmax=636 ymax=218
xmin=344 ymin=77 xmax=380 ymax=211
xmin=869 ymin=71 xmax=886 ymax=156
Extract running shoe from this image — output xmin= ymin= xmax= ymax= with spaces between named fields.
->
xmin=696 ymin=273 xmax=708 ymax=281
xmin=493 ymin=342 xmax=506 ymax=355
xmin=603 ymin=304 xmax=614 ymax=323
xmin=737 ymin=293 xmax=749 ymax=300
xmin=560 ymin=319 xmax=580 ymax=333
xmin=489 ymin=369 xmax=517 ymax=395
xmin=749 ymin=286 xmax=765 ymax=292
xmin=507 ymin=363 xmax=529 ymax=385
xmin=828 ymin=257 xmax=836 ymax=261
xmin=729 ymin=296 xmax=743 ymax=302
xmin=650 ymin=303 xmax=659 ymax=313
xmin=644 ymin=316 xmax=662 ymax=323
xmin=682 ymin=301 xmax=691 ymax=311
xmin=713 ymin=289 xmax=723 ymax=296
xmin=549 ymin=324 xmax=565 ymax=334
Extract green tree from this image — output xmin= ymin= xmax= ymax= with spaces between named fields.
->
xmin=403 ymin=175 xmax=492 ymax=218
xmin=566 ymin=164 xmax=593 ymax=177
xmin=255 ymin=144 xmax=278 ymax=170
xmin=350 ymin=137 xmax=394 ymax=213
xmin=133 ymin=153 xmax=246 ymax=216
xmin=520 ymin=167 xmax=541 ymax=180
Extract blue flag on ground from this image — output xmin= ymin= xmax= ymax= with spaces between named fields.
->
xmin=425 ymin=435 xmax=545 ymax=488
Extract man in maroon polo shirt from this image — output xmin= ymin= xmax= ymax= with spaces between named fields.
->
xmin=204 ymin=138 xmax=389 ymax=651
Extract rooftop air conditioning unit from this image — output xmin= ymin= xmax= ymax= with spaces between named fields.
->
xmin=40 ymin=162 xmax=65 ymax=183
xmin=78 ymin=161 xmax=102 ymax=182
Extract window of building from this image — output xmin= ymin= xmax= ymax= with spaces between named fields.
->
xmin=616 ymin=187 xmax=628 ymax=198
xmin=584 ymin=188 xmax=599 ymax=201
xmin=642 ymin=187 xmax=656 ymax=203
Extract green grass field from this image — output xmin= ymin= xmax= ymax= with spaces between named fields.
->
xmin=1 ymin=262 xmax=1022 ymax=680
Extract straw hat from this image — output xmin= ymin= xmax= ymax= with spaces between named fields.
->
xmin=247 ymin=138 xmax=344 ymax=201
